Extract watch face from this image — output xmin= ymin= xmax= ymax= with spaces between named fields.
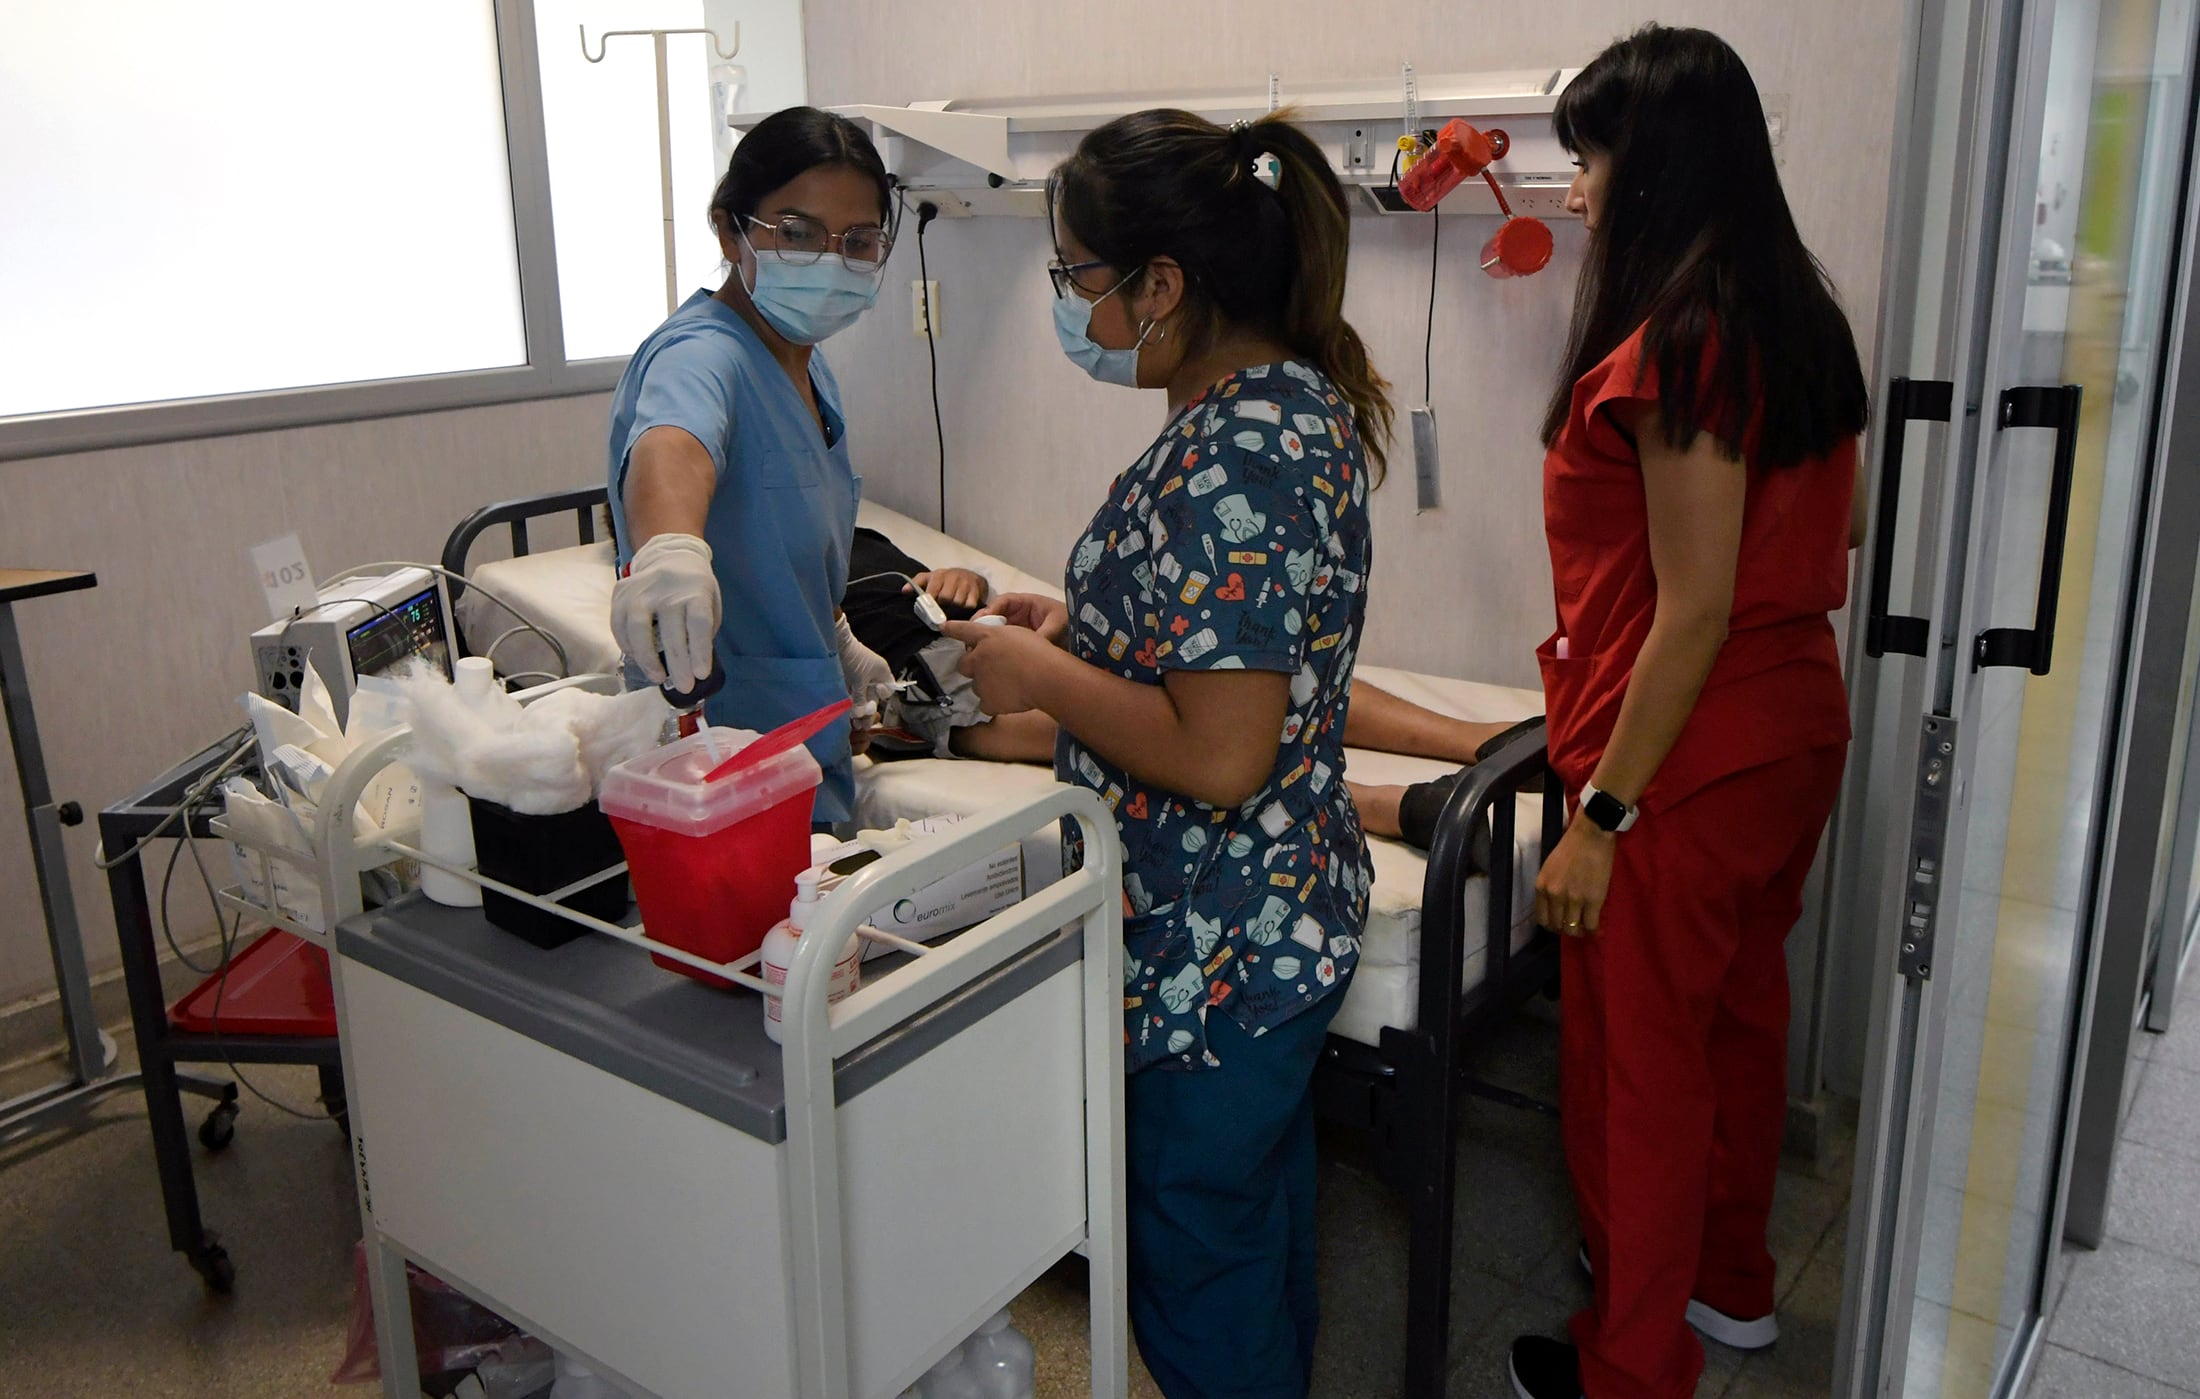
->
xmin=1585 ymin=789 xmax=1629 ymax=832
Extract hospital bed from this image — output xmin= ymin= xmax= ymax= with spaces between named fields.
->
xmin=443 ymin=489 xmax=1564 ymax=1394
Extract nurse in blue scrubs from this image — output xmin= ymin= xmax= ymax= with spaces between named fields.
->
xmin=606 ymin=107 xmax=898 ymax=823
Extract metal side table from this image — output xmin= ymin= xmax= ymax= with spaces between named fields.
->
xmin=0 ymin=569 xmax=137 ymax=1140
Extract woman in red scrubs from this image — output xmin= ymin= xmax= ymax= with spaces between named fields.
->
xmin=1505 ymin=27 xmax=1869 ymax=1399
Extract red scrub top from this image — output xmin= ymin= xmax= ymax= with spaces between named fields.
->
xmin=1539 ymin=324 xmax=1854 ymax=813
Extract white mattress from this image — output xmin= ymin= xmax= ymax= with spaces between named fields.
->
xmin=454 ymin=504 xmax=1546 ymax=1047
xmin=854 ymin=666 xmax=1545 ymax=1048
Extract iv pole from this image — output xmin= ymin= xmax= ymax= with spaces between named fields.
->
xmin=581 ymin=25 xmax=741 ymax=316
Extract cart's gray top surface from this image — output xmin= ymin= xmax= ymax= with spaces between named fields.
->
xmin=335 ymin=895 xmax=1083 ymax=1144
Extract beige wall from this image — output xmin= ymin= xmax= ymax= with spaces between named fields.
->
xmin=803 ymin=0 xmax=1905 ymax=688
xmin=0 ymin=395 xmax=609 ymax=1009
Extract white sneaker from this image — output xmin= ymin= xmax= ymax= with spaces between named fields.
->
xmin=1575 ymin=1243 xmax=1781 ymax=1351
xmin=1684 ymin=1299 xmax=1780 ymax=1351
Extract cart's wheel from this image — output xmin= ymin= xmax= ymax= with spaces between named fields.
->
xmin=190 ymin=1237 xmax=236 ymax=1293
xmin=198 ymin=1102 xmax=239 ymax=1152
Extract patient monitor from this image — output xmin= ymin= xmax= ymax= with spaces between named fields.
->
xmin=249 ymin=567 xmax=454 ymax=729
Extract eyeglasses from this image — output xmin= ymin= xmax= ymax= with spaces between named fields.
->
xmin=746 ymin=215 xmax=893 ymax=268
xmin=1047 ymin=257 xmax=1116 ymax=300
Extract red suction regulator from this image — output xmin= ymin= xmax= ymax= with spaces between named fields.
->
xmin=1398 ymin=117 xmax=1553 ymax=279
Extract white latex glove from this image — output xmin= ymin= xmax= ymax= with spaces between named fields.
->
xmin=611 ymin=534 xmax=720 ymax=694
xmin=836 ymin=613 xmax=898 ymax=708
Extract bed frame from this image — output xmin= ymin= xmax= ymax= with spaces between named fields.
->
xmin=442 ymin=487 xmax=1566 ymax=1396
xmin=1315 ymin=735 xmax=1566 ymax=1395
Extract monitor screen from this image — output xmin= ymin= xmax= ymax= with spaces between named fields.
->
xmin=347 ymin=584 xmax=452 ymax=682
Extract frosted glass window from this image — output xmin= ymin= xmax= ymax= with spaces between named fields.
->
xmin=0 ymin=2 xmax=526 ymax=420
xmin=538 ymin=0 xmax=735 ymax=361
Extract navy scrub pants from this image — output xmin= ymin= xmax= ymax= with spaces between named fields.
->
xmin=1124 ymin=994 xmax=1342 ymax=1399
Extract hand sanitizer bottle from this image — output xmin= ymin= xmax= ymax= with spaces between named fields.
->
xmin=762 ymin=870 xmax=860 ymax=1043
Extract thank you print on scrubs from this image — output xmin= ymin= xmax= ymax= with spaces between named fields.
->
xmin=1058 ymin=360 xmax=1374 ymax=1072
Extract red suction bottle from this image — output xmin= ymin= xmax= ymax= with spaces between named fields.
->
xmin=1398 ymin=118 xmax=1503 ymax=211
xmin=1397 ymin=117 xmax=1554 ymax=279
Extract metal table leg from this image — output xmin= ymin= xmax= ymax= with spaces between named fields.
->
xmin=100 ymin=812 xmax=238 ymax=1290
xmin=0 ymin=598 xmax=128 ymax=1140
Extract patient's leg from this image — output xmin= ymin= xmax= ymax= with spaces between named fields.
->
xmin=949 ymin=711 xmax=1060 ymax=765
xmin=1351 ymin=782 xmax=1407 ymax=840
xmin=1349 ymin=771 xmax=1467 ymax=851
xmin=1344 ymin=682 xmax=1519 ymax=763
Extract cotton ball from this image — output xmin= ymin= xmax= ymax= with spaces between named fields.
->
xmin=526 ymin=686 xmax=672 ymax=793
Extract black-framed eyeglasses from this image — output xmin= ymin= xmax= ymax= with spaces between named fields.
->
xmin=1047 ymin=257 xmax=1115 ymax=300
xmin=746 ymin=215 xmax=893 ymax=268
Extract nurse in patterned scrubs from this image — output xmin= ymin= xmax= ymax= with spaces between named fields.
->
xmin=941 ymin=110 xmax=1390 ymax=1399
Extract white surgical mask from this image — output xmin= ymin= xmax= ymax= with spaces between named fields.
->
xmin=742 ymin=234 xmax=881 ymax=345
xmin=1053 ymin=274 xmax=1154 ymax=387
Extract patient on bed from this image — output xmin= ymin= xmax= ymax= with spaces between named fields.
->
xmin=844 ymin=525 xmax=1529 ymax=848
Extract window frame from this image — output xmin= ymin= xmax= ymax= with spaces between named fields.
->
xmin=0 ymin=0 xmax=633 ymax=463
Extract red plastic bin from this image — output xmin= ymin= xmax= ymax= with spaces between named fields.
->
xmin=169 ymin=928 xmax=338 ymax=1037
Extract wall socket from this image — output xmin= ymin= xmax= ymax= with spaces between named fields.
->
xmin=912 ymin=279 xmax=941 ymax=338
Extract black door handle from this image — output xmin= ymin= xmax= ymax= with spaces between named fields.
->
xmin=1975 ymin=384 xmax=2083 ymax=675
xmin=1866 ymin=377 xmax=1954 ymax=658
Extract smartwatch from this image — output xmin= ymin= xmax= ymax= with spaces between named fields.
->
xmin=1578 ymin=782 xmax=1639 ymax=834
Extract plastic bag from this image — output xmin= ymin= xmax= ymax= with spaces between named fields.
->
xmin=330 ymin=1241 xmax=550 ymax=1390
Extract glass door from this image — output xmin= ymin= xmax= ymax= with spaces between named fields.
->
xmin=2145 ymin=577 xmax=2200 ymax=1030
xmin=1837 ymin=0 xmax=2198 ymax=1393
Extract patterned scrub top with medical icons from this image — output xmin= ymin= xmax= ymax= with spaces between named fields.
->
xmin=1056 ymin=360 xmax=1375 ymax=1074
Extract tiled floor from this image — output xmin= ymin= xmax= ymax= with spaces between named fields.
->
xmin=2025 ymin=1007 xmax=2200 ymax=1399
xmin=0 ymin=997 xmax=1861 ymax=1398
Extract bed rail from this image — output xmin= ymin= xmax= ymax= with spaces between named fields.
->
xmin=440 ymin=486 xmax=611 ymax=607
xmin=1314 ymin=716 xmax=1561 ymax=1397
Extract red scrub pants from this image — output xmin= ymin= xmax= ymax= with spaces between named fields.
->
xmin=1563 ymin=744 xmax=1847 ymax=1399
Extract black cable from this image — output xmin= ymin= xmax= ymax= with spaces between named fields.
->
xmin=913 ymin=197 xmax=947 ymax=532
xmin=1425 ymin=207 xmax=1440 ymax=404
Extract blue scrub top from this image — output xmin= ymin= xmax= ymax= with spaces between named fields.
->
xmin=606 ymin=289 xmax=861 ymax=822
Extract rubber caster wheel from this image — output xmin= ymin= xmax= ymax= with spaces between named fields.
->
xmin=190 ymin=1240 xmax=236 ymax=1293
xmin=199 ymin=1102 xmax=239 ymax=1152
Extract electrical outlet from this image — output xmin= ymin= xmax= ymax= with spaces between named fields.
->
xmin=1506 ymin=182 xmax=1575 ymax=216
xmin=1763 ymin=92 xmax=1790 ymax=166
xmin=911 ymin=279 xmax=941 ymax=338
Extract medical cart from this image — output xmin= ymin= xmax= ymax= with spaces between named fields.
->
xmin=97 ymin=734 xmax=349 ymax=1291
xmin=237 ymin=699 xmax=1128 ymax=1399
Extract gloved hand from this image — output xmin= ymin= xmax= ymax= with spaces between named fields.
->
xmin=611 ymin=534 xmax=720 ymax=694
xmin=836 ymin=613 xmax=898 ymax=707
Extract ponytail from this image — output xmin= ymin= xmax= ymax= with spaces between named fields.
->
xmin=1051 ymin=109 xmax=1394 ymax=480
xmin=1245 ymin=116 xmax=1395 ymax=481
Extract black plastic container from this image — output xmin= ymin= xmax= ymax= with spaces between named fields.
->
xmin=466 ymin=797 xmax=630 ymax=949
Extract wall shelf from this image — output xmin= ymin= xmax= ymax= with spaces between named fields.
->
xmin=730 ymin=66 xmax=1583 ymax=219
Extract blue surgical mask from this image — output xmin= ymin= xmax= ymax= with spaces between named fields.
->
xmin=1053 ymin=275 xmax=1153 ymax=387
xmin=742 ymin=238 xmax=881 ymax=345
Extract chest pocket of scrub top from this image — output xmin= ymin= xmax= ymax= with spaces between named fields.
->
xmin=1543 ymin=450 xmax=1643 ymax=605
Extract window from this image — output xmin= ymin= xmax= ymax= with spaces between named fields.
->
xmin=0 ymin=0 xmax=811 ymax=459
xmin=536 ymin=0 xmax=729 ymax=362
xmin=0 ymin=1 xmax=526 ymax=420
xmin=535 ymin=0 xmax=810 ymax=361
